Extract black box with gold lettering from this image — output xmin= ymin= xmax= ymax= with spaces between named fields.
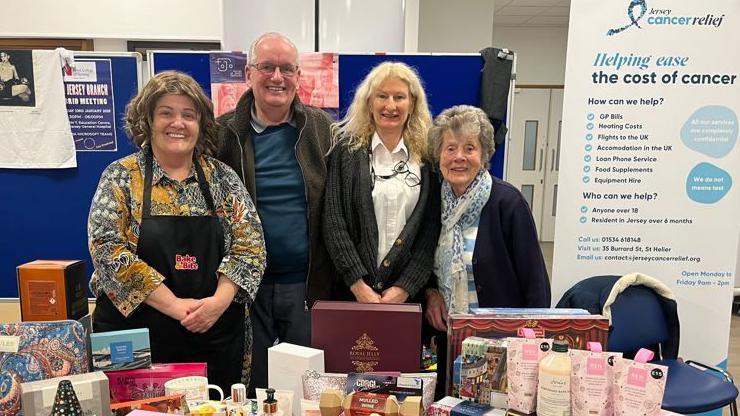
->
xmin=311 ymin=301 xmax=422 ymax=373
xmin=17 ymin=260 xmax=89 ymax=321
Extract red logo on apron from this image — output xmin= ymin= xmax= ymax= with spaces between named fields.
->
xmin=175 ymin=254 xmax=199 ymax=270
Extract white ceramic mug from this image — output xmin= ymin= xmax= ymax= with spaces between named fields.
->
xmin=164 ymin=376 xmax=224 ymax=401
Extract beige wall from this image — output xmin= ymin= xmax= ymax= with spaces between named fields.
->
xmin=493 ymin=26 xmax=569 ymax=85
xmin=417 ymin=0 xmax=495 ymax=53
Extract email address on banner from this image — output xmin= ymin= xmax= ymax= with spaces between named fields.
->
xmin=603 ymin=254 xmax=701 ymax=263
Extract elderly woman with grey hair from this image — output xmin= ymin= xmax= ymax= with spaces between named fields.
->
xmin=424 ymin=105 xmax=550 ymax=332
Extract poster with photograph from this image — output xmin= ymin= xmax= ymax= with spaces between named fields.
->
xmin=63 ymin=59 xmax=117 ymax=151
xmin=210 ymin=52 xmax=248 ymax=117
xmin=298 ymin=53 xmax=339 ymax=110
xmin=0 ymin=49 xmax=35 ymax=107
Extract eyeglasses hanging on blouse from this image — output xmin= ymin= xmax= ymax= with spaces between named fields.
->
xmin=369 ymin=156 xmax=421 ymax=190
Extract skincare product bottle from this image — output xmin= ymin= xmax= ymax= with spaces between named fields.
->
xmin=537 ymin=340 xmax=571 ymax=416
xmin=262 ymin=388 xmax=283 ymax=416
xmin=228 ymin=383 xmax=248 ymax=416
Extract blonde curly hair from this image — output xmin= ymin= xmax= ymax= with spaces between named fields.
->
xmin=124 ymin=71 xmax=219 ymax=157
xmin=332 ymin=61 xmax=432 ymax=161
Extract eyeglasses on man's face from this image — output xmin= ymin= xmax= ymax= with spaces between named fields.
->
xmin=370 ymin=160 xmax=421 ymax=190
xmin=250 ymin=62 xmax=299 ymax=77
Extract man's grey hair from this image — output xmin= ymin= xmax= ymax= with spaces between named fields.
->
xmin=248 ymin=32 xmax=300 ymax=66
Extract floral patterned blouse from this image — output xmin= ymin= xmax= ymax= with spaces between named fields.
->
xmin=88 ymin=149 xmax=266 ymax=317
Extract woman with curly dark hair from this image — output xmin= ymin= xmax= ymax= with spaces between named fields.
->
xmin=88 ymin=71 xmax=266 ymax=393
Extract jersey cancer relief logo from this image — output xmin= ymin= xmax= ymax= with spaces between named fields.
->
xmin=608 ymin=0 xmax=648 ymax=36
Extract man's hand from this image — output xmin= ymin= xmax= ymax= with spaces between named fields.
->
xmin=425 ymin=288 xmax=448 ymax=332
xmin=350 ymin=280 xmax=381 ymax=303
xmin=380 ymin=286 xmax=409 ymax=304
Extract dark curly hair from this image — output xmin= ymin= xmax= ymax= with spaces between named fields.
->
xmin=124 ymin=71 xmax=219 ymax=157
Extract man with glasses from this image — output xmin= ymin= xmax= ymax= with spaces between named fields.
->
xmin=217 ymin=32 xmax=333 ymax=393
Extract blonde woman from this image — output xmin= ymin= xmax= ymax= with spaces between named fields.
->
xmin=323 ymin=61 xmax=440 ymax=304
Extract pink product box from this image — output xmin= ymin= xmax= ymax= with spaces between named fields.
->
xmin=106 ymin=362 xmax=207 ymax=403
xmin=126 ymin=411 xmax=173 ymax=416
xmin=427 ymin=396 xmax=464 ymax=416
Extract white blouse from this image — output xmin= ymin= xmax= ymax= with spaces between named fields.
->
xmin=369 ymin=132 xmax=421 ymax=268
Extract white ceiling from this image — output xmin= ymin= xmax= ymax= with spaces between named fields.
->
xmin=494 ymin=0 xmax=571 ymax=27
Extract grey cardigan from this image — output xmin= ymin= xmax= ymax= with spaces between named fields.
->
xmin=322 ymin=141 xmax=441 ymax=299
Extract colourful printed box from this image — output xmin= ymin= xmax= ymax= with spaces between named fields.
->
xmin=446 ymin=313 xmax=609 ymax=394
xmin=106 ymin=362 xmax=207 ymax=403
xmin=16 ymin=260 xmax=89 ymax=322
xmin=0 ymin=320 xmax=89 ymax=416
xmin=20 ymin=371 xmax=110 ymax=416
xmin=91 ymin=328 xmax=151 ymax=372
xmin=110 ymin=393 xmax=189 ymax=415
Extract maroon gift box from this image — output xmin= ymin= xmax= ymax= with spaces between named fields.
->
xmin=447 ymin=313 xmax=609 ymax=393
xmin=311 ymin=301 xmax=422 ymax=373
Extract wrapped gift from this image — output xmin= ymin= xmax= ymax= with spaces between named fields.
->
xmin=269 ymin=342 xmax=324 ymax=416
xmin=0 ymin=320 xmax=89 ymax=416
xmin=127 ymin=410 xmax=176 ymax=416
xmin=21 ymin=371 xmax=110 ymax=416
xmin=188 ymin=399 xmax=227 ymax=415
xmin=91 ymin=328 xmax=151 ymax=372
xmin=110 ymin=393 xmax=189 ymax=415
xmin=16 ymin=260 xmax=89 ymax=321
xmin=106 ymin=362 xmax=208 ymax=403
xmin=312 ymin=301 xmax=421 ymax=373
xmin=302 ymin=371 xmax=437 ymax=411
xmin=447 ymin=313 xmax=608 ymax=395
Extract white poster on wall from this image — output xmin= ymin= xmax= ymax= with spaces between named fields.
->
xmin=552 ymin=0 xmax=739 ymax=372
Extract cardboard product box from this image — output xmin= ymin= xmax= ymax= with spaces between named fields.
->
xmin=454 ymin=337 xmax=507 ymax=408
xmin=446 ymin=314 xmax=608 ymax=395
xmin=312 ymin=301 xmax=422 ymax=373
xmin=91 ymin=328 xmax=151 ymax=372
xmin=16 ymin=260 xmax=89 ymax=321
xmin=126 ymin=410 xmax=176 ymax=416
xmin=106 ymin=362 xmax=207 ymax=403
xmin=268 ymin=342 xmax=324 ymax=416
xmin=449 ymin=401 xmax=505 ymax=416
xmin=110 ymin=393 xmax=189 ymax=415
xmin=427 ymin=396 xmax=464 ymax=416
xmin=20 ymin=371 xmax=110 ymax=416
xmin=470 ymin=308 xmax=589 ymax=316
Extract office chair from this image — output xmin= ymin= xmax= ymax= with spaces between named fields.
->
xmin=608 ymin=283 xmax=738 ymax=415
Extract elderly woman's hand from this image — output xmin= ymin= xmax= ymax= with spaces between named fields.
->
xmin=350 ymin=279 xmax=382 ymax=303
xmin=380 ymin=286 xmax=409 ymax=303
xmin=424 ymin=288 xmax=448 ymax=331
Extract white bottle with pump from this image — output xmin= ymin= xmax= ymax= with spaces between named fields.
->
xmin=537 ymin=339 xmax=571 ymax=416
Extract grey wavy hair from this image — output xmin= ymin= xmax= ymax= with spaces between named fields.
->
xmin=427 ymin=105 xmax=495 ymax=169
xmin=248 ymin=32 xmax=299 ymax=66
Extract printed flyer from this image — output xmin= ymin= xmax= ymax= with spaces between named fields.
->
xmin=552 ymin=0 xmax=739 ymax=372
xmin=64 ymin=59 xmax=117 ymax=151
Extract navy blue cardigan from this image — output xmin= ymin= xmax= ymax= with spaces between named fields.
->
xmin=470 ymin=177 xmax=551 ymax=308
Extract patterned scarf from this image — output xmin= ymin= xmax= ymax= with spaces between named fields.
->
xmin=434 ymin=169 xmax=492 ymax=314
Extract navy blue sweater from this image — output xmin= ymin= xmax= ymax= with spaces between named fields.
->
xmin=470 ymin=177 xmax=551 ymax=307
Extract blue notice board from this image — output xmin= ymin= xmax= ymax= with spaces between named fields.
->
xmin=149 ymin=52 xmax=506 ymax=177
xmin=0 ymin=53 xmax=141 ymax=297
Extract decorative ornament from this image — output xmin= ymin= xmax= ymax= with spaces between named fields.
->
xmin=49 ymin=379 xmax=84 ymax=416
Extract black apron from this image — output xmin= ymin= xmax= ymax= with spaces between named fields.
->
xmin=93 ymin=150 xmax=245 ymax=395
